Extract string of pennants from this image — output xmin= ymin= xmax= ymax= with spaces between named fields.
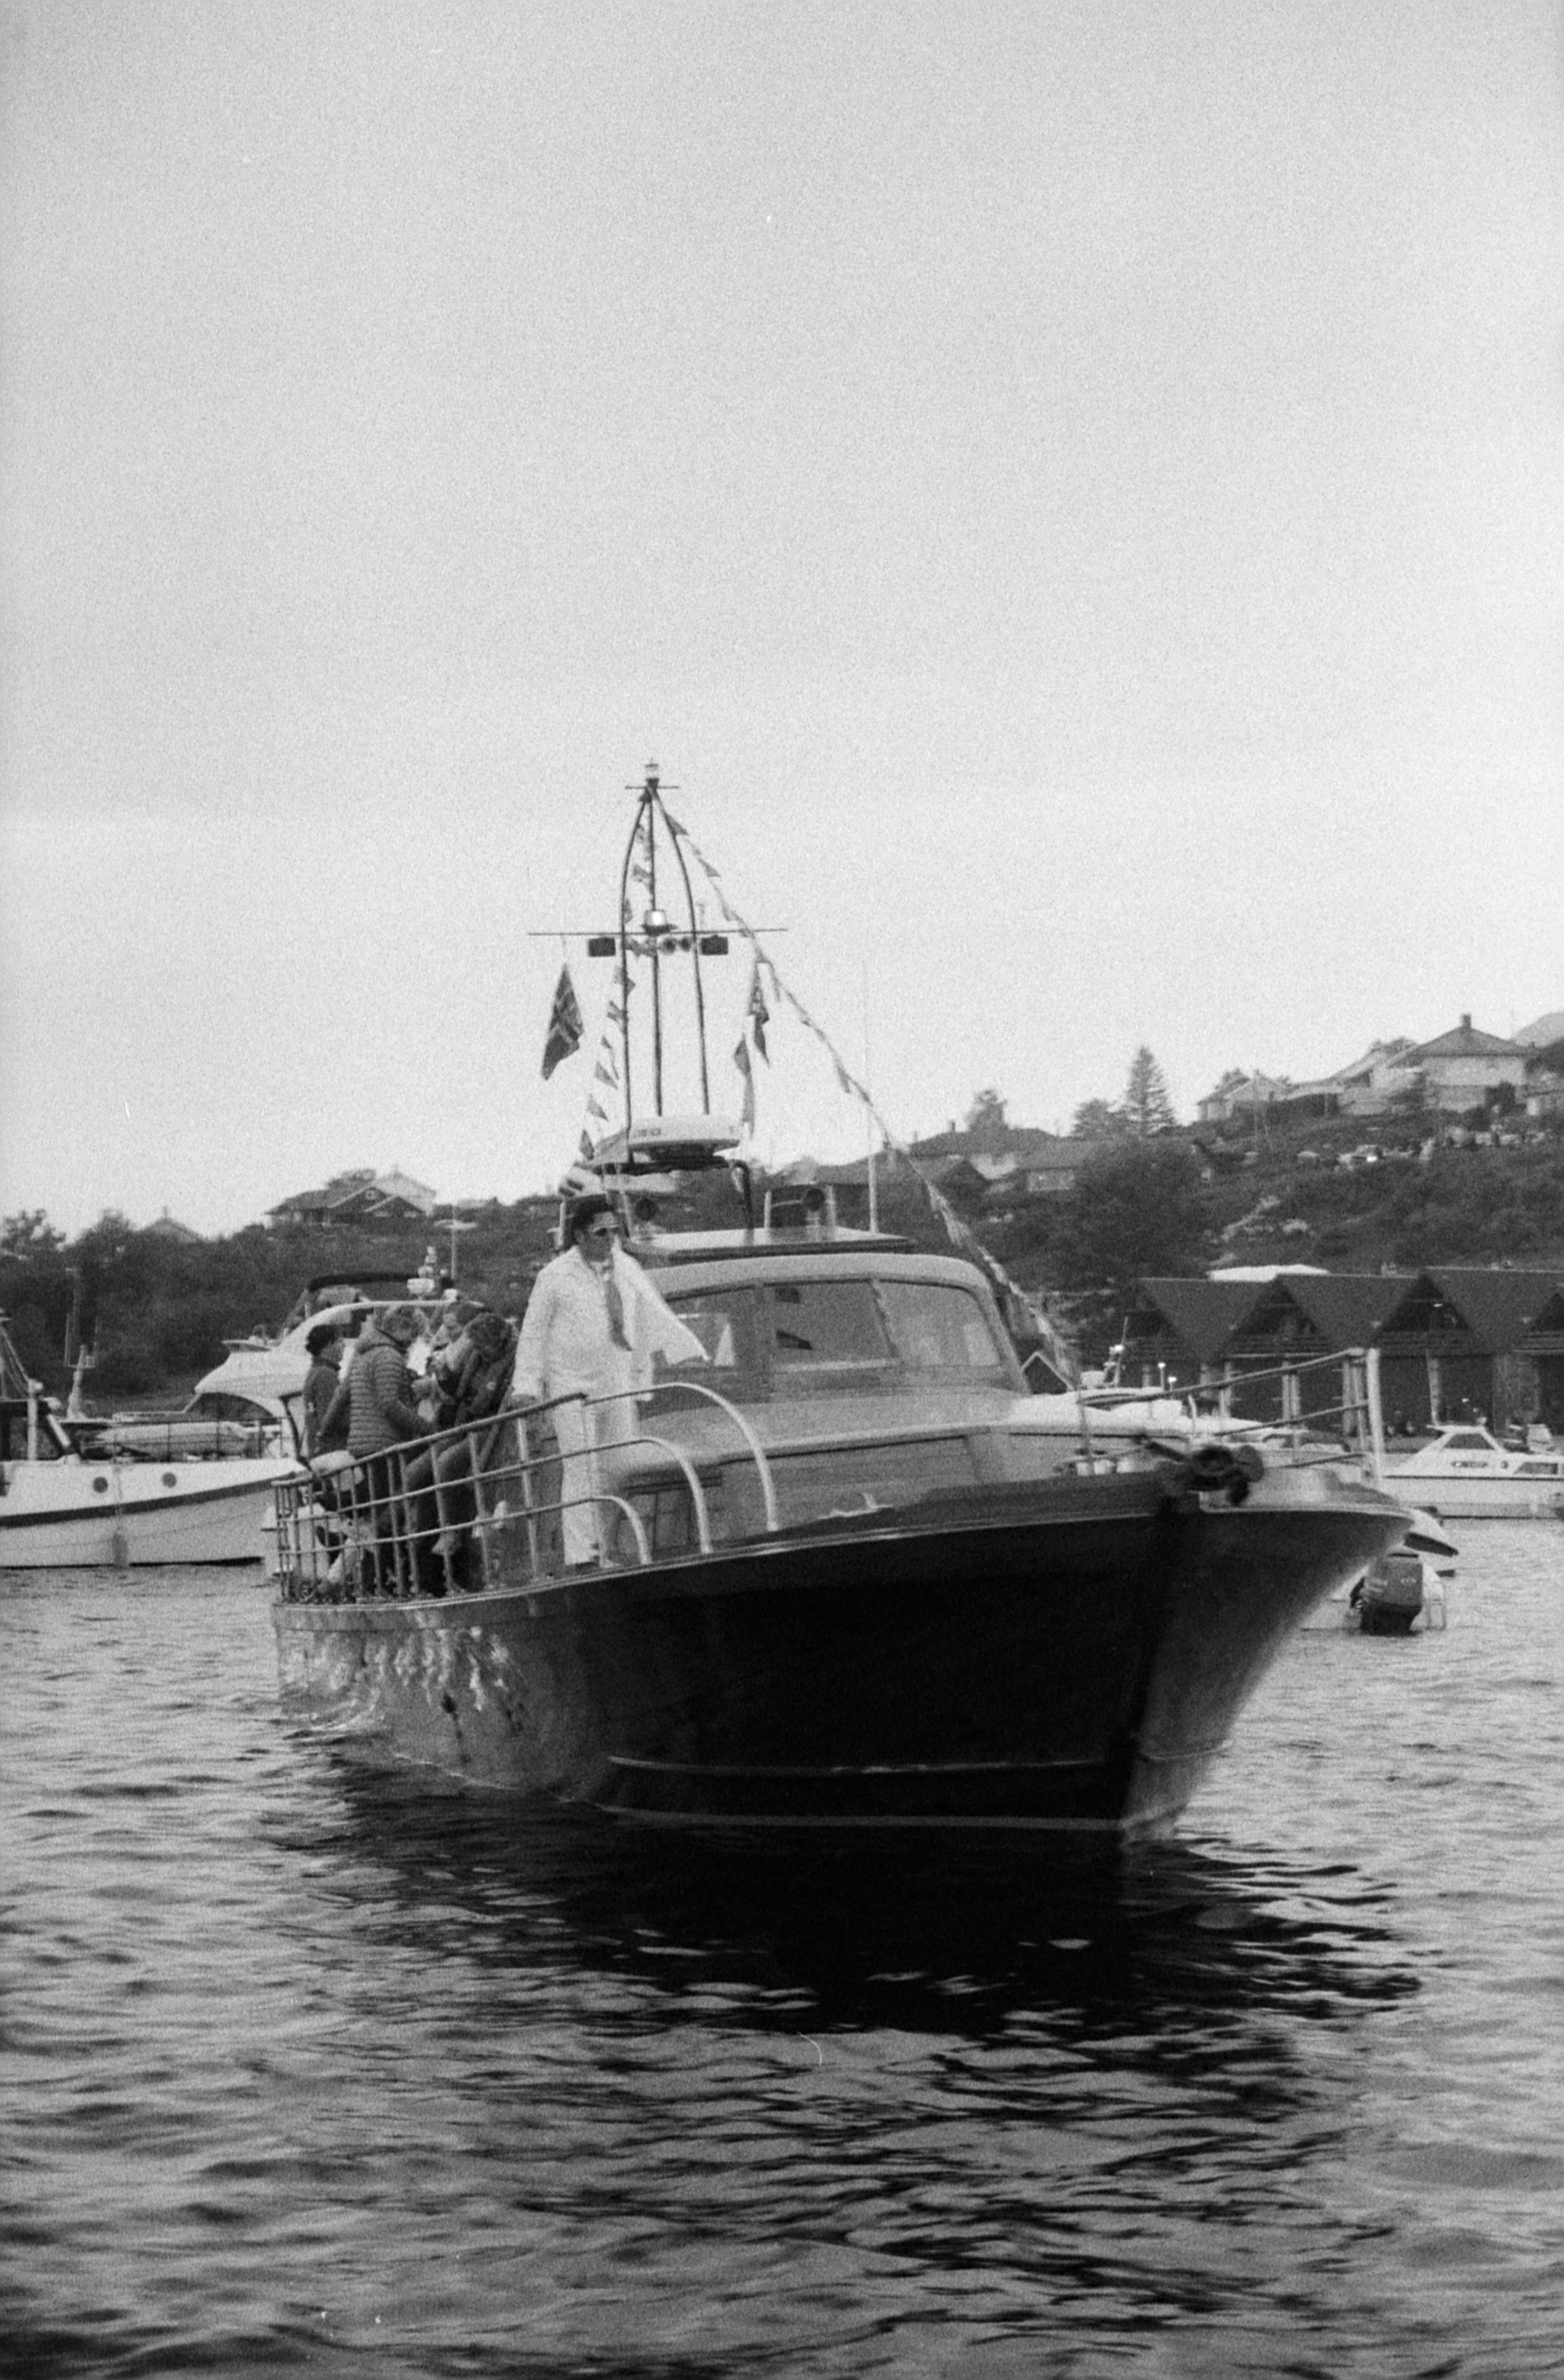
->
xmin=665 ymin=813 xmax=1078 ymax=1384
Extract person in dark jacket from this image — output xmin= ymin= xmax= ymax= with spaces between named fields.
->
xmin=404 ymin=1307 xmax=519 ymax=1593
xmin=320 ymin=1306 xmax=427 ymax=1592
xmin=300 ymin=1325 xmax=347 ymax=1458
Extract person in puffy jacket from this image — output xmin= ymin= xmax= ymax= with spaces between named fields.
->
xmin=319 ymin=1306 xmax=427 ymax=1592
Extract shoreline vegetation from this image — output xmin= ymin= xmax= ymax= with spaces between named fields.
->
xmin=5 ymin=1104 xmax=1563 ymax=1405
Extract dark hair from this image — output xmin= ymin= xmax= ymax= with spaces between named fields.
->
xmin=305 ymin=1324 xmax=338 ymax=1358
xmin=567 ymin=1193 xmax=615 ymax=1241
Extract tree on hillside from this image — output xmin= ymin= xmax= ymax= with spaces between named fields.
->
xmin=1 ymin=1209 xmax=65 ymax=1258
xmin=1122 ymin=1046 xmax=1177 ymax=1137
xmin=1052 ymin=1138 xmax=1210 ymax=1306
xmin=964 ymin=1088 xmax=1009 ymax=1147
xmin=1070 ymin=1097 xmax=1129 ymax=1142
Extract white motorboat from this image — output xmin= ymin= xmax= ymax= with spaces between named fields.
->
xmin=270 ymin=766 xmax=1411 ymax=1836
xmin=185 ymin=1270 xmax=449 ymax=1450
xmin=0 ymin=1318 xmax=303 ymax=1569
xmin=1379 ymin=1423 xmax=1564 ymax=1520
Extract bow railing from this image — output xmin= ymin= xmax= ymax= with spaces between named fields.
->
xmin=274 ymin=1378 xmax=780 ymax=1604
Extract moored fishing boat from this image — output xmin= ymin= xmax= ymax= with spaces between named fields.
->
xmin=271 ymin=768 xmax=1411 ymax=1834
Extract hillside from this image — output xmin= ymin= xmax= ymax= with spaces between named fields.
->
xmin=4 ymin=1116 xmax=1562 ymax=1397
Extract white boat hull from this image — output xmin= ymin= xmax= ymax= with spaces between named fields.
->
xmin=1378 ymin=1471 xmax=1564 ymax=1521
xmin=0 ymin=1458 xmax=299 ymax=1568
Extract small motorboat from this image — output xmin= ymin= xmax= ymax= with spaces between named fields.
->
xmin=1379 ymin=1423 xmax=1564 ymax=1519
xmin=1348 ymin=1547 xmax=1445 ymax=1634
xmin=185 ymin=1269 xmax=453 ymax=1452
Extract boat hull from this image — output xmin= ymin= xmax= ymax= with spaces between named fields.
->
xmin=0 ymin=1461 xmax=297 ymax=1568
xmin=1377 ymin=1472 xmax=1564 ymax=1521
xmin=272 ymin=1472 xmax=1403 ymax=1833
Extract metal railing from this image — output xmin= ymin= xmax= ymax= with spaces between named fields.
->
xmin=274 ymin=1379 xmax=780 ymax=1605
xmin=1075 ymin=1345 xmax=1386 ymax=1475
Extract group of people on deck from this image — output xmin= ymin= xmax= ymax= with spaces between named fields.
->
xmin=297 ymin=1191 xmax=706 ymax=1588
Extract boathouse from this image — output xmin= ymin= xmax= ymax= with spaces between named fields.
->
xmin=1372 ymin=1268 xmax=1564 ymax=1432
xmin=1115 ymin=1277 xmax=1266 ymax=1394
xmin=1515 ymin=1286 xmax=1564 ymax=1432
xmin=1220 ymin=1272 xmax=1408 ymax=1425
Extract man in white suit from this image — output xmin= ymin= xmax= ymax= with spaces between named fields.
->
xmin=510 ymin=1192 xmax=707 ymax=1566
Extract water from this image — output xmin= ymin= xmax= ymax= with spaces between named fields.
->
xmin=2 ymin=1533 xmax=1561 ymax=2379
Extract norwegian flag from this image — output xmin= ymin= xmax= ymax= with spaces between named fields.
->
xmin=733 ymin=1034 xmax=756 ymax=1131
xmin=541 ymin=966 xmax=584 ymax=1079
xmin=746 ymin=959 xmax=770 ymax=1060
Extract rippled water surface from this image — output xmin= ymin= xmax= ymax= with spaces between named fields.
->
xmin=3 ymin=1530 xmax=1562 ymax=2378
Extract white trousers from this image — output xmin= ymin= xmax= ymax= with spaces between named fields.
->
xmin=551 ymin=1393 xmax=636 ymax=1567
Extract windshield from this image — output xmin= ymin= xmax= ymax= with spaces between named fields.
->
xmin=656 ymin=1274 xmax=1014 ymax=1399
xmin=876 ymin=1280 xmax=1013 ymax=1383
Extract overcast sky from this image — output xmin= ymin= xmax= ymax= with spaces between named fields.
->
xmin=3 ymin=0 xmax=1561 ymax=1238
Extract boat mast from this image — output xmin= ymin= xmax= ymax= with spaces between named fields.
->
xmin=647 ymin=781 xmax=664 ymax=1114
xmin=616 ymin=762 xmax=715 ymax=1127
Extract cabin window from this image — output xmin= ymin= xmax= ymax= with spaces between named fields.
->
xmin=655 ymin=1288 xmax=764 ymax=1396
xmin=875 ymin=1281 xmax=1013 ymax=1385
xmin=657 ymin=1290 xmax=754 ymax=1375
xmin=1442 ymin=1432 xmax=1493 ymax=1451
xmin=767 ymin=1281 xmax=891 ymax=1372
xmin=188 ymin=1392 xmax=271 ymax=1426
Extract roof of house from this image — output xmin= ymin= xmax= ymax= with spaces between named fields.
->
xmin=142 ymin=1210 xmax=202 ymax=1243
xmin=1314 ymin=1038 xmax=1416 ymax=1087
xmin=1230 ymin=1271 xmax=1408 ymax=1349
xmin=1402 ymin=1016 xmax=1526 ymax=1063
xmin=1376 ymin=1267 xmax=1564 ymax=1350
xmin=1519 ymin=1284 xmax=1564 ymax=1339
xmin=267 ymin=1167 xmax=438 ymax=1220
xmin=1121 ymin=1276 xmax=1266 ymax=1364
xmin=908 ymin=1124 xmax=1079 ymax=1163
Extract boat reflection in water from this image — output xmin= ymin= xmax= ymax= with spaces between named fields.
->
xmin=273 ymin=770 xmax=1410 ymax=1840
xmin=281 ymin=1764 xmax=1421 ymax=2048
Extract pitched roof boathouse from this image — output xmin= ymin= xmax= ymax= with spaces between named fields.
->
xmin=1118 ymin=1267 xmax=1564 ymax=1434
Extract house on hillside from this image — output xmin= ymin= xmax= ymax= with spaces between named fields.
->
xmin=1301 ymin=1038 xmax=1420 ymax=1119
xmin=1194 ymin=1071 xmax=1299 ymax=1126
xmin=265 ymin=1168 xmax=438 ymax=1230
xmin=1399 ymin=1017 xmax=1528 ymax=1116
xmin=906 ymin=1124 xmax=1086 ymax=1200
xmin=1515 ymin=1009 xmax=1564 ymax=1119
xmin=141 ymin=1209 xmax=203 ymax=1245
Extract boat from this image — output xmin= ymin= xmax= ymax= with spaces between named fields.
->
xmin=0 ymin=1315 xmax=304 ymax=1569
xmin=1348 ymin=1547 xmax=1443 ymax=1635
xmin=185 ymin=1269 xmax=453 ymax=1452
xmin=1378 ymin=1422 xmax=1564 ymax=1520
xmin=271 ymin=767 xmax=1412 ymax=1836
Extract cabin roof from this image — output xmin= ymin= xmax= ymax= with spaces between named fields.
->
xmin=638 ymin=1227 xmax=918 ymax=1270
